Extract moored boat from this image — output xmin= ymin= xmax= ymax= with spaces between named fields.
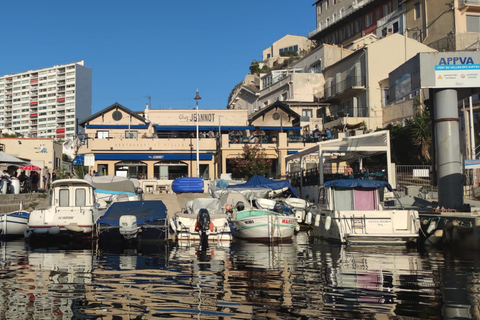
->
xmin=174 ymin=197 xmax=232 ymax=243
xmin=96 ymin=200 xmax=168 ymax=243
xmin=230 ymin=200 xmax=297 ymax=242
xmin=24 ymin=179 xmax=106 ymax=241
xmin=310 ymin=179 xmax=420 ymax=245
xmin=0 ymin=210 xmax=30 ymax=238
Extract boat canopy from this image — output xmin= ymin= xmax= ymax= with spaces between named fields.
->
xmin=325 ymin=179 xmax=393 ymax=191
xmin=228 ymin=175 xmax=298 ymax=197
xmin=97 ymin=200 xmax=167 ymax=227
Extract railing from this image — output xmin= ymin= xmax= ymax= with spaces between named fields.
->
xmin=459 ymin=0 xmax=480 ymax=5
xmin=308 ymin=0 xmax=374 ymax=38
xmin=395 ymin=165 xmax=433 ymax=188
xmin=325 ymin=76 xmax=365 ymax=99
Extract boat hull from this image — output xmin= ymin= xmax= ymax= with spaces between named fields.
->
xmin=231 ymin=210 xmax=296 ymax=242
xmin=0 ymin=211 xmax=29 ymax=237
xmin=174 ymin=213 xmax=232 ymax=242
xmin=312 ymin=209 xmax=420 ymax=245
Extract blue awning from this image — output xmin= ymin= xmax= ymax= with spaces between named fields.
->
xmin=94 ymin=153 xmax=212 ymax=161
xmin=86 ymin=125 xmax=148 ymax=129
xmin=258 ymin=126 xmax=302 ymax=130
xmin=72 ymin=154 xmax=84 ymax=165
xmin=154 ymin=125 xmax=254 ymax=131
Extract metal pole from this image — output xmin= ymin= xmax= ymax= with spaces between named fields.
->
xmin=434 ymin=89 xmax=463 ymax=209
xmin=194 ymin=90 xmax=201 ymax=178
xmin=469 ymin=96 xmax=477 ymax=187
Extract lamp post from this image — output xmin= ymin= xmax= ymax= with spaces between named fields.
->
xmin=194 ymin=90 xmax=201 ymax=178
xmin=189 ymin=136 xmax=193 ymax=177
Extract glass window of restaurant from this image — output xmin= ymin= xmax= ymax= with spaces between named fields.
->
xmin=115 ymin=161 xmax=147 ymax=179
xmin=154 ymin=162 xmax=188 ymax=180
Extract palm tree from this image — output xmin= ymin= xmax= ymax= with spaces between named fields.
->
xmin=408 ymin=110 xmax=432 ymax=163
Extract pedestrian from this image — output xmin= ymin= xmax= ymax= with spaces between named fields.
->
xmin=31 ymin=172 xmax=39 ymax=192
xmin=51 ymin=169 xmax=57 ymax=182
xmin=43 ymin=169 xmax=51 ymax=190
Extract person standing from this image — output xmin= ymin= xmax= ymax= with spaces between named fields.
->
xmin=51 ymin=169 xmax=57 ymax=182
xmin=43 ymin=169 xmax=51 ymax=191
xmin=31 ymin=172 xmax=39 ymax=193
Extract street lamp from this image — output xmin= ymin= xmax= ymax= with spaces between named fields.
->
xmin=194 ymin=90 xmax=201 ymax=178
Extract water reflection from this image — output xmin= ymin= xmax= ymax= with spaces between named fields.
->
xmin=1 ymin=235 xmax=480 ymax=318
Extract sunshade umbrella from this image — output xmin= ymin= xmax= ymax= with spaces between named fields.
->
xmin=19 ymin=164 xmax=42 ymax=171
xmin=0 ymin=151 xmax=28 ymax=165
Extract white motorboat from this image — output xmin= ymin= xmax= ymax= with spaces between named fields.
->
xmin=0 ymin=210 xmax=30 ymax=238
xmin=230 ymin=198 xmax=297 ymax=242
xmin=24 ymin=179 xmax=106 ymax=240
xmin=174 ymin=197 xmax=232 ymax=243
xmin=310 ymin=179 xmax=420 ymax=245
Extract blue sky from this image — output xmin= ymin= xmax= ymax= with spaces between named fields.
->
xmin=0 ymin=1 xmax=314 ymax=113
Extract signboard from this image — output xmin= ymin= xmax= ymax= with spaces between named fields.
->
xmin=84 ymin=155 xmax=95 ymax=166
xmin=465 ymin=159 xmax=480 ymax=169
xmin=435 ymin=56 xmax=480 ymax=88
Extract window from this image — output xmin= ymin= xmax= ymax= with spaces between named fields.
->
xmin=59 ymin=189 xmax=69 ymax=207
xmin=365 ymin=13 xmax=373 ymax=27
xmin=125 ymin=130 xmax=138 ymax=139
xmin=414 ymin=2 xmax=420 ymax=20
xmin=383 ymin=3 xmax=391 ymax=16
xmin=302 ymin=109 xmax=313 ymax=119
xmin=75 ymin=189 xmax=86 ymax=207
xmin=312 ymin=60 xmax=322 ymax=73
xmin=96 ymin=130 xmax=109 ymax=139
xmin=467 ymin=15 xmax=480 ymax=32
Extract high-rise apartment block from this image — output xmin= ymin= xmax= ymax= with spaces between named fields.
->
xmin=0 ymin=60 xmax=92 ymax=139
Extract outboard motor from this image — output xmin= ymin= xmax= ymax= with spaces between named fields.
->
xmin=196 ymin=208 xmax=211 ymax=249
xmin=119 ymin=215 xmax=139 ymax=240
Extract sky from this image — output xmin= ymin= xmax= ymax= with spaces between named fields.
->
xmin=0 ymin=1 xmax=314 ymax=114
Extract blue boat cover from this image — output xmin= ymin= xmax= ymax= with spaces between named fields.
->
xmin=324 ymin=179 xmax=393 ymax=191
xmin=171 ymin=177 xmax=204 ymax=193
xmin=228 ymin=175 xmax=298 ymax=197
xmin=97 ymin=200 xmax=167 ymax=227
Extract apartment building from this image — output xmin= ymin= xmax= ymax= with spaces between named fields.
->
xmin=406 ymin=0 xmax=480 ymax=51
xmin=0 ymin=60 xmax=92 ymax=139
xmin=309 ymin=0 xmax=403 ymax=49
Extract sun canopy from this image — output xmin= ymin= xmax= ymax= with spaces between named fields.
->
xmin=325 ymin=179 xmax=393 ymax=191
xmin=97 ymin=200 xmax=167 ymax=227
xmin=228 ymin=174 xmax=298 ymax=197
xmin=0 ymin=151 xmax=28 ymax=165
xmin=285 ymin=130 xmax=393 ymax=186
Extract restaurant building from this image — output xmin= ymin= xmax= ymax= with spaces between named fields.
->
xmin=76 ymin=101 xmax=319 ymax=183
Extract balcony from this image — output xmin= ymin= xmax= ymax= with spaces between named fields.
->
xmin=321 ymin=76 xmax=366 ymax=103
xmin=309 ymin=0 xmax=375 ymax=38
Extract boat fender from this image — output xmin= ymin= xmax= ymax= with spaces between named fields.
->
xmin=325 ymin=216 xmax=332 ymax=231
xmin=169 ymin=218 xmax=176 ymax=232
xmin=426 ymin=220 xmax=437 ymax=234
xmin=315 ymin=214 xmax=321 ymax=227
xmin=24 ymin=229 xmax=32 ymax=239
xmin=306 ymin=211 xmax=312 ymax=225
xmin=49 ymin=227 xmax=60 ymax=235
xmin=195 ymin=221 xmax=199 ymax=232
xmin=228 ymin=222 xmax=236 ymax=237
xmin=209 ymin=221 xmax=214 ymax=232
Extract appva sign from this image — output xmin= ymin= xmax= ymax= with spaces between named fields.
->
xmin=438 ymin=57 xmax=475 ymax=65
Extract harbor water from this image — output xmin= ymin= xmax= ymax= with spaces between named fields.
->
xmin=0 ymin=232 xmax=479 ymax=319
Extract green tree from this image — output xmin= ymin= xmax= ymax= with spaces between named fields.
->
xmin=229 ymin=144 xmax=272 ymax=179
xmin=407 ymin=110 xmax=432 ymax=163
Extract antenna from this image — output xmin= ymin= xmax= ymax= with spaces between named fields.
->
xmin=146 ymin=96 xmax=151 ymax=109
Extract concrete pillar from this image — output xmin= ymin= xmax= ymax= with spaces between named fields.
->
xmin=434 ymin=89 xmax=463 ymax=209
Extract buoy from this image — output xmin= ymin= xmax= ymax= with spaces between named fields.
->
xmin=325 ymin=216 xmax=332 ymax=231
xmin=314 ymin=214 xmax=321 ymax=227
xmin=306 ymin=211 xmax=312 ymax=225
xmin=169 ymin=218 xmax=176 ymax=232
xmin=426 ymin=220 xmax=437 ymax=234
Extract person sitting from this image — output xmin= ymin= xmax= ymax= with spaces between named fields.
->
xmin=344 ymin=164 xmax=353 ymax=178
xmin=313 ymin=125 xmax=320 ymax=142
xmin=326 ymin=128 xmax=332 ymax=140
